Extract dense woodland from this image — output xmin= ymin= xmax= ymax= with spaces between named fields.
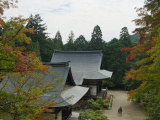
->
xmin=1 ymin=0 xmax=160 ymax=119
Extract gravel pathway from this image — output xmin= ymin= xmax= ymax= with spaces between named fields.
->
xmin=103 ymin=90 xmax=149 ymax=120
xmin=69 ymin=90 xmax=149 ymax=120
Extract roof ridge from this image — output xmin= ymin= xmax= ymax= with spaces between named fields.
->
xmin=43 ymin=61 xmax=70 ymax=66
xmin=54 ymin=50 xmax=103 ymax=53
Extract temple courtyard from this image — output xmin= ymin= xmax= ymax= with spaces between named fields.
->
xmin=69 ymin=90 xmax=149 ymax=120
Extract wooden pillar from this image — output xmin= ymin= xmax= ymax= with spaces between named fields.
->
xmin=87 ymin=80 xmax=89 ymax=87
xmin=97 ymin=81 xmax=99 ymax=96
xmin=100 ymin=80 xmax=102 ymax=92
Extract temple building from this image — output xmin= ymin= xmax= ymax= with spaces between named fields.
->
xmin=0 ymin=62 xmax=89 ymax=120
xmin=41 ymin=62 xmax=89 ymax=120
xmin=50 ymin=50 xmax=112 ymax=100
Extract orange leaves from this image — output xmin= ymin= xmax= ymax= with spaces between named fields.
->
xmin=126 ymin=53 xmax=136 ymax=62
xmin=12 ymin=51 xmax=50 ymax=74
xmin=126 ymin=74 xmax=131 ymax=80
xmin=42 ymin=100 xmax=57 ymax=113
xmin=0 ymin=15 xmax=34 ymax=45
xmin=153 ymin=10 xmax=160 ymax=17
xmin=120 ymin=47 xmax=131 ymax=52
xmin=0 ymin=0 xmax=18 ymax=16
xmin=0 ymin=18 xmax=4 ymax=28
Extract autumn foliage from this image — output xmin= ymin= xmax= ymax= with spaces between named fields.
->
xmin=120 ymin=0 xmax=160 ymax=104
xmin=0 ymin=0 xmax=57 ymax=119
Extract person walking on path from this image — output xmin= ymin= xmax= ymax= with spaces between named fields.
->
xmin=118 ymin=106 xmax=122 ymax=115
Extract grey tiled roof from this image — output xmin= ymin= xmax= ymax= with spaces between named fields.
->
xmin=50 ymin=50 xmax=113 ymax=85
xmin=0 ymin=62 xmax=88 ymax=107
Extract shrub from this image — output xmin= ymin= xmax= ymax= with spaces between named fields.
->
xmin=87 ymin=97 xmax=109 ymax=110
xmin=78 ymin=110 xmax=109 ymax=120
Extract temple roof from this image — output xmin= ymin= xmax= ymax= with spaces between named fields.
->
xmin=50 ymin=50 xmax=112 ymax=85
xmin=0 ymin=62 xmax=89 ymax=107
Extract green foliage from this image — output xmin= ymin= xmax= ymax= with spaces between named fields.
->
xmin=87 ymin=97 xmax=109 ymax=110
xmin=140 ymin=90 xmax=160 ymax=120
xmin=102 ymin=80 xmax=115 ymax=89
xmin=123 ymin=1 xmax=160 ymax=119
xmin=0 ymin=71 xmax=58 ymax=119
xmin=103 ymin=38 xmax=129 ymax=88
xmin=119 ymin=27 xmax=132 ymax=48
xmin=25 ymin=14 xmax=54 ymax=62
xmin=0 ymin=90 xmax=25 ymax=114
xmin=88 ymin=25 xmax=103 ymax=50
xmin=130 ymin=34 xmax=140 ymax=42
xmin=74 ymin=35 xmax=88 ymax=51
xmin=79 ymin=110 xmax=109 ymax=120
xmin=64 ymin=31 xmax=75 ymax=50
xmin=53 ymin=31 xmax=64 ymax=50
xmin=34 ymin=41 xmax=41 ymax=60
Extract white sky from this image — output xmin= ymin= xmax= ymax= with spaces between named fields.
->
xmin=4 ymin=0 xmax=145 ymax=44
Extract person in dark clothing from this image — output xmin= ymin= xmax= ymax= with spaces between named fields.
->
xmin=118 ymin=106 xmax=122 ymax=114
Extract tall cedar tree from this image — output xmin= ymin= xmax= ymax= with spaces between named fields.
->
xmin=25 ymin=14 xmax=53 ymax=62
xmin=53 ymin=30 xmax=64 ymax=50
xmin=64 ymin=31 xmax=75 ymax=50
xmin=119 ymin=27 xmax=132 ymax=48
xmin=89 ymin=25 xmax=103 ymax=50
xmin=74 ymin=35 xmax=88 ymax=51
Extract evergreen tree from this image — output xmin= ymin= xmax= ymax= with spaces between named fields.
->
xmin=26 ymin=14 xmax=47 ymax=43
xmin=64 ymin=31 xmax=75 ymax=50
xmin=104 ymin=38 xmax=129 ymax=88
xmin=25 ymin=14 xmax=53 ymax=62
xmin=74 ymin=35 xmax=88 ymax=51
xmin=53 ymin=31 xmax=63 ymax=50
xmin=89 ymin=25 xmax=103 ymax=50
xmin=119 ymin=27 xmax=132 ymax=48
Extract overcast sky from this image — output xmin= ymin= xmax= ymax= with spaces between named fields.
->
xmin=4 ymin=0 xmax=145 ymax=44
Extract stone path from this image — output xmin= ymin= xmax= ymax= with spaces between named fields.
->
xmin=69 ymin=90 xmax=149 ymax=120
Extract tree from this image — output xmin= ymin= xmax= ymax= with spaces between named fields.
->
xmin=0 ymin=71 xmax=58 ymax=120
xmin=25 ymin=14 xmax=53 ymax=62
xmin=104 ymin=38 xmax=129 ymax=88
xmin=121 ymin=1 xmax=160 ymax=119
xmin=26 ymin=14 xmax=47 ymax=43
xmin=119 ymin=27 xmax=132 ymax=48
xmin=64 ymin=31 xmax=75 ymax=50
xmin=53 ymin=30 xmax=63 ymax=50
xmin=0 ymin=0 xmax=18 ymax=16
xmin=0 ymin=1 xmax=57 ymax=119
xmin=74 ymin=35 xmax=88 ymax=51
xmin=34 ymin=40 xmax=41 ymax=60
xmin=88 ymin=25 xmax=103 ymax=50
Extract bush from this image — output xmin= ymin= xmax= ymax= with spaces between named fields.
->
xmin=87 ymin=97 xmax=109 ymax=110
xmin=78 ymin=110 xmax=109 ymax=120
xmin=102 ymin=80 xmax=115 ymax=89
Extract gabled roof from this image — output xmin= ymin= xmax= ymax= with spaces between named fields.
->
xmin=0 ymin=62 xmax=89 ymax=107
xmin=50 ymin=50 xmax=112 ymax=85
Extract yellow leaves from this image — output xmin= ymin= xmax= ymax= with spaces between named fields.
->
xmin=127 ymin=27 xmax=160 ymax=101
xmin=0 ymin=16 xmax=33 ymax=45
xmin=136 ymin=57 xmax=151 ymax=66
